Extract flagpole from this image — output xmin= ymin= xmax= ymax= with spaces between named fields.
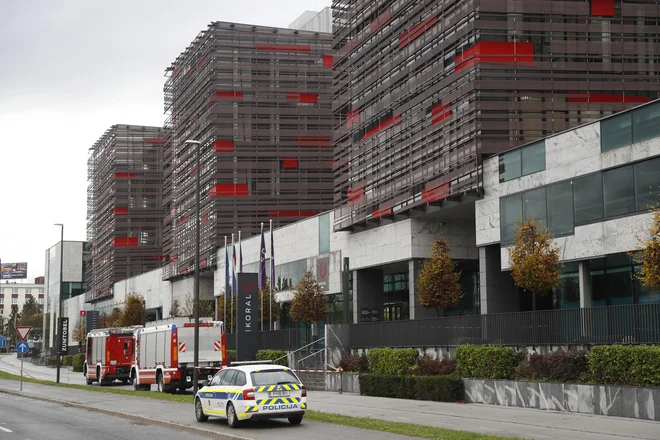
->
xmin=238 ymin=231 xmax=242 ymax=273
xmin=260 ymin=222 xmax=264 ymax=332
xmin=270 ymin=219 xmax=274 ymax=331
xmin=223 ymin=236 xmax=227 ymax=329
xmin=231 ymin=233 xmax=235 ymax=333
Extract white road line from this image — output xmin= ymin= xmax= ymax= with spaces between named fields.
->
xmin=0 ymin=425 xmax=13 ymax=433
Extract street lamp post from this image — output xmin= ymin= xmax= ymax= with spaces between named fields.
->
xmin=185 ymin=140 xmax=202 ymax=395
xmin=54 ymin=223 xmax=64 ymax=384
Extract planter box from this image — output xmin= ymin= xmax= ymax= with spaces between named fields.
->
xmin=325 ymin=372 xmax=361 ymax=394
xmin=463 ymin=379 xmax=660 ymax=421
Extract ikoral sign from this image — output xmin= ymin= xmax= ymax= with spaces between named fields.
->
xmin=236 ymin=273 xmax=259 ymax=361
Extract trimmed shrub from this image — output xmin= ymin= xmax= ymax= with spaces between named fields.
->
xmin=455 ymin=345 xmax=522 ymax=380
xmin=360 ymin=374 xmax=463 ymax=402
xmin=339 ymin=353 xmax=369 ymax=373
xmin=62 ymin=355 xmax=73 ymax=366
xmin=589 ymin=345 xmax=660 ymax=387
xmin=416 ymin=356 xmax=456 ymax=376
xmin=368 ymin=348 xmax=418 ymax=375
xmin=516 ymin=351 xmax=588 ymax=383
xmin=256 ymin=349 xmax=288 ymax=367
xmin=72 ymin=354 xmax=85 ymax=372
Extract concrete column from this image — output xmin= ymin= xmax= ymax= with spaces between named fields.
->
xmin=351 ymin=270 xmax=358 ymax=324
xmin=579 ymin=260 xmax=592 ymax=308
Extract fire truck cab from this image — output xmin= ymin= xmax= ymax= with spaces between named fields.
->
xmin=84 ymin=326 xmax=142 ymax=385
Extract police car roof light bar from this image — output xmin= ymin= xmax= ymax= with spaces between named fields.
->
xmin=230 ymin=360 xmax=274 ymax=366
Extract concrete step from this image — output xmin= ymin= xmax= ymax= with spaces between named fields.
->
xmin=296 ymin=372 xmax=325 ymax=391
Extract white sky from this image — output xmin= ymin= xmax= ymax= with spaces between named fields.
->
xmin=0 ymin=0 xmax=332 ymax=283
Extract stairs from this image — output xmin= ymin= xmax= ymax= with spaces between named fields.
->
xmin=296 ymin=372 xmax=325 ymax=391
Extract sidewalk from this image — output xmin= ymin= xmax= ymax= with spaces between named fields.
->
xmin=0 ymin=375 xmax=658 ymax=440
xmin=0 ymin=353 xmax=84 ymax=385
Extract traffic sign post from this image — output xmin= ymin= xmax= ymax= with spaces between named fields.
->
xmin=16 ymin=326 xmax=32 ymax=341
xmin=16 ymin=341 xmax=29 ymax=391
xmin=0 ymin=336 xmax=6 ymax=351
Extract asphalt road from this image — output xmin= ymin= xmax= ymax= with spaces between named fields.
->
xmin=0 ymin=393 xmax=210 ymax=440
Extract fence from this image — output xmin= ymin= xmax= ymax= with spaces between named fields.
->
xmin=344 ymin=304 xmax=660 ymax=349
xmin=225 ymin=329 xmax=305 ymax=352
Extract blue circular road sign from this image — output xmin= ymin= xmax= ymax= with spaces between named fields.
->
xmin=16 ymin=341 xmax=29 ymax=354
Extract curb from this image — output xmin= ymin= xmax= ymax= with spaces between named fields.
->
xmin=0 ymin=387 xmax=250 ymax=440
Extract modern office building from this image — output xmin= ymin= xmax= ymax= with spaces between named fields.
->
xmin=43 ymin=240 xmax=88 ymax=348
xmin=0 ymin=282 xmax=44 ymax=319
xmin=476 ymin=99 xmax=660 ymax=312
xmin=290 ymin=7 xmax=333 ymax=33
xmin=85 ymin=124 xmax=167 ymax=303
xmin=331 ymin=0 xmax=660 ymax=231
xmin=161 ymin=22 xmax=334 ymax=280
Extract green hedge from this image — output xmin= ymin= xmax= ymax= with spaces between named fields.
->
xmin=62 ymin=355 xmax=73 ymax=367
xmin=226 ymin=350 xmax=236 ymax=365
xmin=455 ymin=345 xmax=522 ymax=380
xmin=72 ymin=354 xmax=85 ymax=372
xmin=360 ymin=374 xmax=463 ymax=402
xmin=589 ymin=345 xmax=660 ymax=387
xmin=368 ymin=348 xmax=418 ymax=375
xmin=256 ymin=349 xmax=288 ymax=367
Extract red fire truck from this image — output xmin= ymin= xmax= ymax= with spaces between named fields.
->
xmin=83 ymin=326 xmax=142 ymax=385
xmin=131 ymin=319 xmax=226 ymax=392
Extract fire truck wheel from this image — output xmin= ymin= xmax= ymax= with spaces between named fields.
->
xmin=195 ymin=398 xmax=208 ymax=422
xmin=226 ymin=402 xmax=241 ymax=428
xmin=133 ymin=375 xmax=140 ymax=391
xmin=86 ymin=377 xmax=93 ymax=385
xmin=157 ymin=373 xmax=166 ymax=393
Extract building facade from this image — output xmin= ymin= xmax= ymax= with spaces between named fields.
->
xmin=85 ymin=124 xmax=167 ymax=303
xmin=43 ymin=240 xmax=88 ymax=348
xmin=476 ymin=99 xmax=660 ymax=312
xmin=161 ymin=22 xmax=334 ymax=280
xmin=289 ymin=7 xmax=333 ymax=33
xmin=331 ymin=0 xmax=660 ymax=231
xmin=0 ymin=282 xmax=44 ymax=319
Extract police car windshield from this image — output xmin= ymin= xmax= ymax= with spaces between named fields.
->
xmin=251 ymin=369 xmax=298 ymax=386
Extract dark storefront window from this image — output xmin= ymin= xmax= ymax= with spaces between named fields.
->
xmin=547 ymin=181 xmax=574 ymax=236
xmin=635 ymin=157 xmax=660 ymax=210
xmin=383 ymin=273 xmax=409 ymax=321
xmin=574 ymin=173 xmax=604 ymax=224
xmin=446 ymin=260 xmax=481 ymax=316
xmin=555 ymin=262 xmax=580 ymax=309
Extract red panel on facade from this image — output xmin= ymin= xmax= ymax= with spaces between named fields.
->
xmin=209 ymin=184 xmax=249 ymax=197
xmin=113 ymin=207 xmax=128 ymax=215
xmin=347 ymin=187 xmax=365 ymax=205
xmin=287 ymin=92 xmax=319 ymax=103
xmin=398 ymin=16 xmax=439 ymax=49
xmin=214 ymin=139 xmax=234 ymax=152
xmin=283 ymin=158 xmax=299 ymax=169
xmin=268 ymin=210 xmax=317 ymax=217
xmin=567 ymin=92 xmax=650 ymax=103
xmin=144 ymin=138 xmax=165 ymax=144
xmin=370 ymin=9 xmax=391 ymax=33
xmin=197 ymin=54 xmax=208 ymax=68
xmin=323 ymin=54 xmax=334 ymax=68
xmin=431 ymin=103 xmax=452 ymax=125
xmin=39 ymin=294 xmax=44 ymax=299
xmin=362 ymin=115 xmax=401 ymax=140
xmin=455 ymin=42 xmax=534 ymax=71
xmin=422 ymin=183 xmax=450 ymax=204
xmin=371 ymin=207 xmax=393 ymax=219
xmin=591 ymin=0 xmax=615 ymax=16
xmin=254 ymin=43 xmax=311 ymax=53
xmin=114 ymin=172 xmax=136 ymax=179
xmin=346 ymin=108 xmax=360 ymax=128
xmin=297 ymin=136 xmax=331 ymax=148
xmin=210 ymin=91 xmax=244 ymax=102
xmin=112 ymin=237 xmax=138 ymax=247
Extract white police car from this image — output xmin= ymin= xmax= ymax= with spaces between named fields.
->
xmin=194 ymin=361 xmax=307 ymax=428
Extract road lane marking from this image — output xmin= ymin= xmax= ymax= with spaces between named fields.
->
xmin=0 ymin=426 xmax=12 ymax=433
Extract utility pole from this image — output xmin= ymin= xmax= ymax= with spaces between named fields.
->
xmin=54 ymin=223 xmax=64 ymax=383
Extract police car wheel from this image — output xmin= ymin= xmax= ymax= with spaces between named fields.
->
xmin=226 ymin=403 xmax=240 ymax=428
xmin=195 ymin=398 xmax=208 ymax=422
xmin=288 ymin=415 xmax=304 ymax=425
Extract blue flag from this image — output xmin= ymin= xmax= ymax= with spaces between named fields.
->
xmin=225 ymin=243 xmax=230 ymax=297
xmin=232 ymin=243 xmax=237 ymax=294
xmin=258 ymin=228 xmax=266 ymax=290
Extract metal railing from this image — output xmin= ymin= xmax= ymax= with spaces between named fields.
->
xmin=344 ymin=304 xmax=660 ymax=349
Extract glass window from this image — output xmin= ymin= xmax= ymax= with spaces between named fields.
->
xmin=220 ymin=369 xmax=237 ymax=385
xmin=499 ymin=150 xmax=521 ymax=182
xmin=250 ymin=369 xmax=300 ymax=386
xmin=547 ymin=181 xmax=574 ymax=236
xmin=574 ymin=173 xmax=603 ymax=224
xmin=523 ymin=188 xmax=547 ymax=223
xmin=635 ymin=157 xmax=660 ymax=211
xmin=500 ymin=194 xmax=523 ymax=245
xmin=232 ymin=371 xmax=247 ymax=387
xmin=319 ymin=213 xmax=330 ymax=254
xmin=601 ymin=113 xmax=632 ymax=152
xmin=633 ymin=101 xmax=660 ymax=144
xmin=556 ymin=262 xmax=579 ymax=309
xmin=603 ymin=165 xmax=635 ymax=217
xmin=521 ymin=141 xmax=546 ymax=175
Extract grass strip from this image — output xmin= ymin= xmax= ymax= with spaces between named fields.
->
xmin=0 ymin=369 xmax=518 ymax=440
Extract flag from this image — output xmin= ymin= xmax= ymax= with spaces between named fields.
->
xmin=232 ymin=236 xmax=237 ymax=294
xmin=258 ymin=224 xmax=266 ymax=291
xmin=270 ymin=219 xmax=275 ymax=331
xmin=239 ymin=231 xmax=243 ymax=273
xmin=224 ymin=237 xmax=229 ymax=297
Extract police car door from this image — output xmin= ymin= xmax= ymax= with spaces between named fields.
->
xmin=219 ymin=369 xmax=237 ymax=414
xmin=206 ymin=369 xmax=226 ymax=412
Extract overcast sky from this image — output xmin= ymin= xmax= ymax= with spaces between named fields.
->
xmin=0 ymin=0 xmax=331 ymax=283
